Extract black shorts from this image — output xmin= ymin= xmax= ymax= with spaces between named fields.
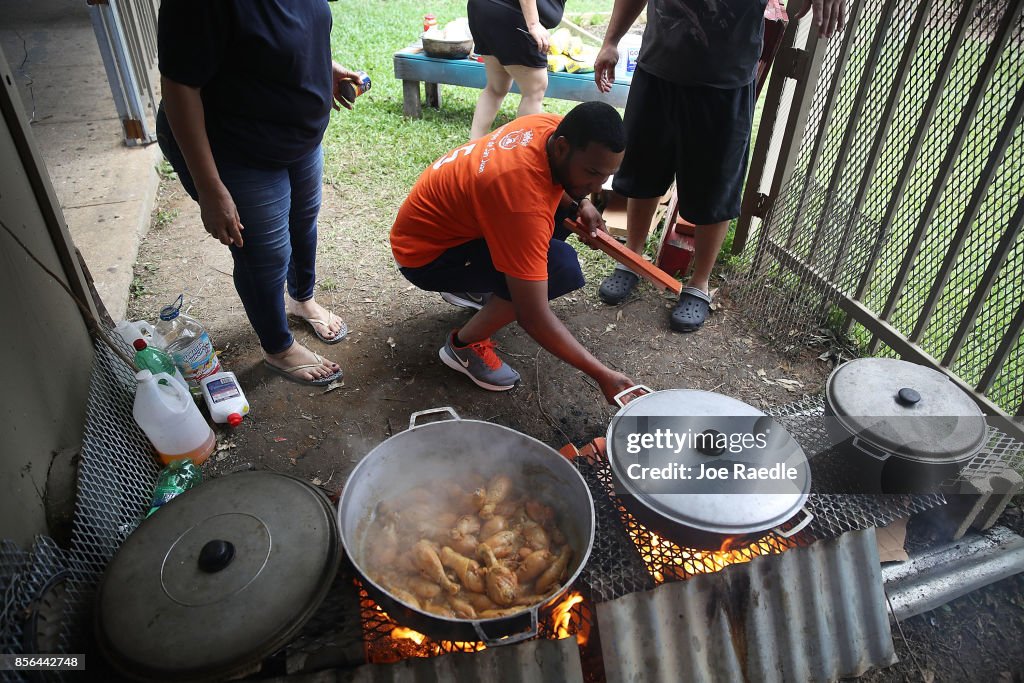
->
xmin=467 ymin=0 xmax=563 ymax=69
xmin=612 ymin=66 xmax=755 ymax=226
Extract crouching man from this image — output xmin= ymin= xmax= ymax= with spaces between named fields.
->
xmin=390 ymin=102 xmax=635 ymax=404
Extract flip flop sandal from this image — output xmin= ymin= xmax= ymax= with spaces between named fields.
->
xmin=670 ymin=286 xmax=712 ymax=333
xmin=290 ymin=311 xmax=348 ymax=345
xmin=263 ymin=353 xmax=343 ymax=386
xmin=598 ymin=268 xmax=640 ymax=305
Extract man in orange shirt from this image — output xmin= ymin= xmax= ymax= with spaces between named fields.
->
xmin=391 ymin=102 xmax=635 ymax=404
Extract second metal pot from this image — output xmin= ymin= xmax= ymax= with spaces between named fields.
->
xmin=605 ymin=387 xmax=813 ymax=550
xmin=824 ymin=358 xmax=988 ymax=493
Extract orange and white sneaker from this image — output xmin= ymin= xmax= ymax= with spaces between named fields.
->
xmin=438 ymin=330 xmax=520 ymax=391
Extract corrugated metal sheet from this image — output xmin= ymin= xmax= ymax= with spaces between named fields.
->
xmin=597 ymin=527 xmax=896 ymax=683
xmin=307 ymin=637 xmax=584 ymax=683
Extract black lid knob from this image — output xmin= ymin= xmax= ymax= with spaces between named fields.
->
xmin=198 ymin=540 xmax=235 ymax=573
xmin=896 ymin=387 xmax=921 ymax=406
xmin=696 ymin=429 xmax=727 ymax=456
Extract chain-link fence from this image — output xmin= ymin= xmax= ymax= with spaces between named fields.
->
xmin=739 ymin=0 xmax=1024 ymax=417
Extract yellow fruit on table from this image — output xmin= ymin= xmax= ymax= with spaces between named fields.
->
xmin=549 ymin=27 xmax=572 ymax=56
xmin=566 ymin=57 xmax=594 ymax=74
xmin=568 ymin=36 xmax=584 ymax=58
xmin=547 ymin=54 xmax=569 ymax=72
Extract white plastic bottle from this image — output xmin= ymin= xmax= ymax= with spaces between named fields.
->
xmin=200 ymin=371 xmax=250 ymax=427
xmin=615 ymin=34 xmax=642 ymax=81
xmin=155 ymin=295 xmax=222 ymax=395
xmin=133 ymin=370 xmax=216 ymax=466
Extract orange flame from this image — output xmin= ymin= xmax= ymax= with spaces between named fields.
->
xmin=390 ymin=626 xmax=426 ymax=645
xmin=628 ymin=526 xmax=791 ymax=583
xmin=551 ymin=591 xmax=589 ymax=645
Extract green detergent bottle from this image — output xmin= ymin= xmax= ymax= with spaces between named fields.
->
xmin=146 ymin=460 xmax=202 ymax=517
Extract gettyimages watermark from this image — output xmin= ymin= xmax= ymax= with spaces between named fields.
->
xmin=607 ymin=415 xmax=1020 ymax=496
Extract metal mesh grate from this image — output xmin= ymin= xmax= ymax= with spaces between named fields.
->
xmin=0 ymin=338 xmax=157 ymax=679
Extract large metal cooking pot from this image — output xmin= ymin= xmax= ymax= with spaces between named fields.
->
xmin=605 ymin=387 xmax=812 ymax=550
xmin=824 ymin=358 xmax=988 ymax=493
xmin=337 ymin=407 xmax=595 ymax=646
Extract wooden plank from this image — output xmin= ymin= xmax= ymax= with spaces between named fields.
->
xmin=563 ymin=219 xmax=682 ymax=295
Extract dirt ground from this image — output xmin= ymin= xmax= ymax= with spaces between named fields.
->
xmin=127 ymin=178 xmax=1024 ymax=681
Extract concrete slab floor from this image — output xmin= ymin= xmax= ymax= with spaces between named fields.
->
xmin=1 ymin=0 xmax=161 ymax=320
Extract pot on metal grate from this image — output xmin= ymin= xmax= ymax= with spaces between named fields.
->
xmin=604 ymin=387 xmax=813 ymax=550
xmin=823 ymin=358 xmax=988 ymax=493
xmin=336 ymin=407 xmax=595 ymax=646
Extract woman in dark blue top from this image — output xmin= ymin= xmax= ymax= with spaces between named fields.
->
xmin=157 ymin=0 xmax=359 ymax=386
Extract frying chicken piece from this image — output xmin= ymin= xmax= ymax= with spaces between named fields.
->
xmin=516 ymin=548 xmax=553 ymax=583
xmin=439 ymin=546 xmax=486 ymax=593
xmin=534 ymin=545 xmax=572 ymax=594
xmin=521 ymin=521 xmax=550 ymax=551
xmin=367 ymin=522 xmax=399 ymax=569
xmin=452 ymin=515 xmax=481 ymax=537
xmin=405 ymin=575 xmax=443 ymax=601
xmin=492 ymin=499 xmax=520 ymax=518
xmin=449 ymin=532 xmax=479 ymax=557
xmin=464 ymin=591 xmax=498 ymax=613
xmin=480 ymin=530 xmax=518 ymax=559
xmin=448 ymin=595 xmax=477 ymax=619
xmin=385 ymin=584 xmax=422 ymax=609
xmin=412 ymin=540 xmax=460 ymax=594
xmin=421 ymin=602 xmax=455 ymax=618
xmin=480 ymin=515 xmax=507 ymax=539
xmin=525 ymin=499 xmax=555 ymax=525
xmin=478 ymin=474 xmax=513 ymax=519
xmin=478 ymin=544 xmax=517 ymax=606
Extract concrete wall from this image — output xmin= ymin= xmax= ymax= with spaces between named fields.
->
xmin=0 ymin=50 xmax=94 ymax=547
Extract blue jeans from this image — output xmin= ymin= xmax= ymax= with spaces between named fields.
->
xmin=157 ymin=106 xmax=322 ymax=354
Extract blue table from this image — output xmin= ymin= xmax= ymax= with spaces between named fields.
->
xmin=393 ymin=46 xmax=632 ymax=118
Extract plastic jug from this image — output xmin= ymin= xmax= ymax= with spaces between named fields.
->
xmin=200 ymin=371 xmax=250 ymax=426
xmin=133 ymin=370 xmax=216 ymax=466
xmin=115 ymin=320 xmax=166 ymax=350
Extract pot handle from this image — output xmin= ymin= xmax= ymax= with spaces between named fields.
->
xmin=471 ymin=608 xmax=539 ymax=647
xmin=408 ymin=406 xmax=461 ymax=430
xmin=613 ymin=384 xmax=654 ymax=408
xmin=851 ymin=436 xmax=891 ymax=461
xmin=774 ymin=507 xmax=814 ymax=539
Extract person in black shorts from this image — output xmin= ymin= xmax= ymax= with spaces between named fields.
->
xmin=593 ymin=0 xmax=846 ymax=332
xmin=467 ymin=0 xmax=567 ymax=139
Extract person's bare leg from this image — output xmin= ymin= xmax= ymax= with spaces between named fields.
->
xmin=470 ymin=57 xmax=514 ymax=139
xmin=505 ymin=64 xmax=548 ymax=119
xmin=686 ymin=220 xmax=729 ymax=294
xmin=456 ymin=296 xmax=517 ymax=344
xmin=285 ymin=294 xmax=345 ymax=340
xmin=623 ymin=196 xmax=661 ymax=254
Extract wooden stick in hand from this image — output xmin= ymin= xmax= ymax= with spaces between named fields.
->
xmin=563 ymin=219 xmax=682 ymax=295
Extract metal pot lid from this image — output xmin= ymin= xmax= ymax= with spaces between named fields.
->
xmin=96 ymin=471 xmax=340 ymax=682
xmin=606 ymin=389 xmax=810 ymax=536
xmin=825 ymin=358 xmax=987 ymax=464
